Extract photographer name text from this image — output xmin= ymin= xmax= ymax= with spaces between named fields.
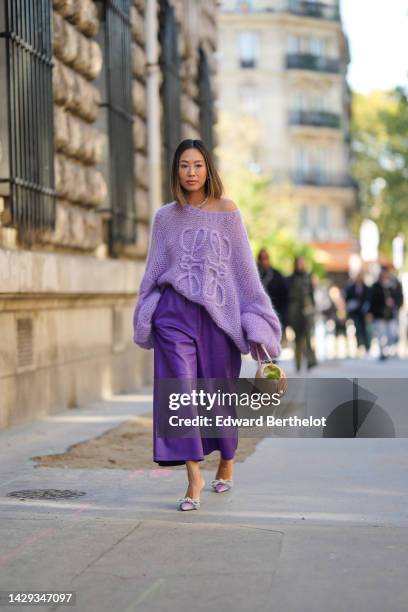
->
xmin=168 ymin=415 xmax=327 ymax=428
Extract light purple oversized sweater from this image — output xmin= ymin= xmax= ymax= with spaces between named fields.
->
xmin=132 ymin=201 xmax=282 ymax=360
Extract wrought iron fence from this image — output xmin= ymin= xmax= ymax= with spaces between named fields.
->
xmin=0 ymin=0 xmax=56 ymax=230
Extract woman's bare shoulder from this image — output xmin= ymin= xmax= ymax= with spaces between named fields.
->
xmin=218 ymin=197 xmax=239 ymax=212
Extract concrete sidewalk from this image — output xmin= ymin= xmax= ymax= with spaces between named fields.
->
xmin=0 ymin=357 xmax=407 ymax=611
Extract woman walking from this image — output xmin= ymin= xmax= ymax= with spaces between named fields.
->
xmin=133 ymin=139 xmax=282 ymax=511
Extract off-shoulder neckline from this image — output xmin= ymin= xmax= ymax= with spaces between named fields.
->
xmin=173 ymin=202 xmax=240 ymax=216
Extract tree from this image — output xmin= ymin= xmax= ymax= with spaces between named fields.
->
xmin=351 ymin=86 xmax=408 ymax=258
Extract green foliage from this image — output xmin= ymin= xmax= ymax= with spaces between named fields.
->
xmin=223 ymin=168 xmax=325 ymax=278
xmin=351 ymin=86 xmax=408 ymax=260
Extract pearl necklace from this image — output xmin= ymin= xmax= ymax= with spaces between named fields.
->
xmin=188 ymin=196 xmax=209 ymax=209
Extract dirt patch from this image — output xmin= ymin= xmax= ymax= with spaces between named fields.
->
xmin=31 ymin=414 xmax=263 ymax=471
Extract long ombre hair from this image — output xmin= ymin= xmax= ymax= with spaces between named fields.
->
xmin=170 ymin=139 xmax=224 ymax=205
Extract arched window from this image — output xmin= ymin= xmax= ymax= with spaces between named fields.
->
xmin=159 ymin=0 xmax=182 ymax=201
xmin=198 ymin=48 xmax=214 ymax=152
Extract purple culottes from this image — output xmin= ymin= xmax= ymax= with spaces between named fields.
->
xmin=152 ymin=284 xmax=242 ymax=466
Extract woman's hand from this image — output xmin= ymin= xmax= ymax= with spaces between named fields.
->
xmin=276 ymin=366 xmax=288 ymax=397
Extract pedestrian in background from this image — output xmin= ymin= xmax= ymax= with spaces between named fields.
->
xmin=257 ymin=248 xmax=288 ymax=332
xmin=286 ymin=255 xmax=317 ymax=372
xmin=328 ymin=284 xmax=349 ymax=358
xmin=344 ymin=272 xmax=371 ymax=355
xmin=313 ymin=277 xmax=334 ymax=361
xmin=133 ymin=139 xmax=283 ymax=511
xmin=369 ymin=266 xmax=404 ymax=360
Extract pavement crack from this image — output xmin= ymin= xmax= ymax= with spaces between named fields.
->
xmin=236 ymin=523 xmax=286 ymax=536
xmin=84 ymin=569 xmax=279 ymax=581
xmin=256 ymin=530 xmax=286 ymax=612
xmin=70 ymin=521 xmax=142 ymax=581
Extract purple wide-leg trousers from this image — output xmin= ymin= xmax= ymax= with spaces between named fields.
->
xmin=152 ymin=284 xmax=242 ymax=466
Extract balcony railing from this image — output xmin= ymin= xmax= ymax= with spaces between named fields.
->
xmin=288 ymin=1 xmax=340 ymax=21
xmin=291 ymin=170 xmax=355 ymax=188
xmin=289 ymin=110 xmax=341 ymax=129
xmin=240 ymin=58 xmax=257 ymax=69
xmin=286 ymin=53 xmax=340 ymax=73
xmin=221 ymin=1 xmax=341 ymax=21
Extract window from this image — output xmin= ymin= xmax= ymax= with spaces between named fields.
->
xmin=310 ymin=37 xmax=326 ymax=57
xmin=292 ymin=90 xmax=331 ymax=112
xmin=0 ymin=1 xmax=56 ymax=230
xmin=299 ymin=204 xmax=310 ymax=229
xmin=311 ymin=94 xmax=327 ymax=111
xmin=318 ymin=205 xmax=330 ymax=230
xmin=288 ymin=34 xmax=313 ymax=54
xmin=296 ymin=147 xmax=310 ymax=175
xmin=160 ymin=0 xmax=182 ymax=200
xmin=288 ymin=35 xmax=299 ymax=54
xmin=312 ymin=148 xmax=327 ymax=180
xmin=97 ymin=0 xmax=135 ymax=252
xmin=294 ymin=146 xmax=333 ymax=183
xmin=238 ymin=31 xmax=258 ymax=68
xmin=292 ymin=90 xmax=307 ymax=110
xmin=239 ymin=84 xmax=259 ymax=115
xmin=299 ymin=205 xmax=332 ymax=239
xmin=316 ymin=205 xmax=331 ymax=239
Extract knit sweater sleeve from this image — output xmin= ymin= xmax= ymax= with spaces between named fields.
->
xmin=233 ymin=211 xmax=282 ymax=360
xmin=132 ymin=209 xmax=167 ymax=349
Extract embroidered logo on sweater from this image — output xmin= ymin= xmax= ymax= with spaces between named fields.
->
xmin=176 ymin=227 xmax=232 ymax=306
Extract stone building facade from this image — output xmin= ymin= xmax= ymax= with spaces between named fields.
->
xmin=0 ymin=0 xmax=218 ymax=428
xmin=219 ymin=0 xmax=357 ymax=278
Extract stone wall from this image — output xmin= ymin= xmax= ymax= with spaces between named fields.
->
xmin=39 ymin=0 xmax=107 ymax=253
xmin=167 ymin=0 xmax=219 ymax=146
xmin=122 ymin=0 xmax=150 ymax=259
xmin=0 ymin=248 xmax=151 ymax=429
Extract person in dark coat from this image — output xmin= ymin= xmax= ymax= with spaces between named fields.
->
xmin=368 ymin=266 xmax=403 ymax=360
xmin=257 ymin=248 xmax=288 ymax=329
xmin=344 ymin=272 xmax=371 ymax=353
xmin=286 ymin=255 xmax=317 ymax=371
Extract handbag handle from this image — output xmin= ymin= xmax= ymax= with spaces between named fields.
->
xmin=255 ymin=343 xmax=273 ymax=365
xmin=255 ymin=343 xmax=288 ymax=396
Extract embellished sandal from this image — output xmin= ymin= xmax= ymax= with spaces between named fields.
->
xmin=210 ymin=479 xmax=233 ymax=493
xmin=177 ymin=496 xmax=200 ymax=511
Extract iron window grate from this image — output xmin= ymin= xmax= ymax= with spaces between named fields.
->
xmin=104 ymin=0 xmax=136 ymax=252
xmin=0 ymin=0 xmax=56 ymax=230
